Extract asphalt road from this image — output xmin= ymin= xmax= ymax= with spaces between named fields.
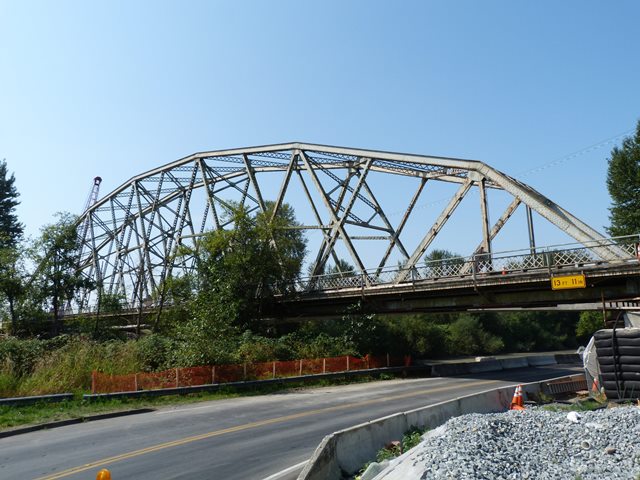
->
xmin=1 ymin=365 xmax=580 ymax=480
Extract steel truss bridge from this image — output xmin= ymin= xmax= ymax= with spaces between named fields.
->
xmin=75 ymin=142 xmax=640 ymax=316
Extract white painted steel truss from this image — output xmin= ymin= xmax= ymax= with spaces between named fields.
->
xmin=75 ymin=142 xmax=624 ymax=310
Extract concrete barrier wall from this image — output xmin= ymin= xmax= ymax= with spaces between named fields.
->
xmin=468 ymin=359 xmax=503 ymax=374
xmin=431 ymin=354 xmax=582 ymax=377
xmin=499 ymin=357 xmax=529 ymax=370
xmin=298 ymin=375 xmax=579 ymax=480
xmin=429 ymin=353 xmax=582 ymax=378
xmin=430 ymin=363 xmax=470 ymax=376
xmin=334 ymin=413 xmax=412 ymax=475
xmin=527 ymin=355 xmax=558 ymax=366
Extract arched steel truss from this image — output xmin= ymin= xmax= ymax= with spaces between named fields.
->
xmin=76 ymin=142 xmax=622 ymax=310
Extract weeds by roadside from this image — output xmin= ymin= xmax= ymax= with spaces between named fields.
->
xmin=355 ymin=426 xmax=428 ymax=480
xmin=540 ymin=398 xmax=607 ymax=413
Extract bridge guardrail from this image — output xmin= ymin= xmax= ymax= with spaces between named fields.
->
xmin=65 ymin=235 xmax=640 ymax=315
xmin=295 ymin=234 xmax=640 ymax=293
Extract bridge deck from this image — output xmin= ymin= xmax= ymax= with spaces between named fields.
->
xmin=273 ymin=262 xmax=640 ymax=318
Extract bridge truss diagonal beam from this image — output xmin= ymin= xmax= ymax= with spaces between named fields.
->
xmin=394 ymin=178 xmax=473 ymax=284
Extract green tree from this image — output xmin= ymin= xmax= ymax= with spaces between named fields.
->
xmin=326 ymin=259 xmax=355 ymax=276
xmin=576 ymin=311 xmax=603 ymax=343
xmin=424 ymin=249 xmax=464 ymax=276
xmin=306 ymin=259 xmax=355 ymax=289
xmin=483 ymin=311 xmax=577 ymax=352
xmin=381 ymin=314 xmax=452 ymax=357
xmin=66 ymin=290 xmax=127 ymax=340
xmin=256 ymin=201 xmax=307 ymax=292
xmin=0 ymin=159 xmax=25 ymax=334
xmin=0 ymin=159 xmax=23 ymax=249
xmin=425 ymin=249 xmax=461 ymax=262
xmin=0 ymin=247 xmax=26 ymax=334
xmin=192 ymin=202 xmax=306 ymax=327
xmin=324 ymin=259 xmax=358 ymax=288
xmin=151 ymin=273 xmax=195 ymax=333
xmin=606 ymin=120 xmax=640 ymax=237
xmin=447 ymin=314 xmax=504 ymax=355
xmin=30 ymin=213 xmax=93 ymax=336
xmin=173 ymin=202 xmax=306 ymax=364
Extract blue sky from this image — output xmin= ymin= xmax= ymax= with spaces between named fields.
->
xmin=1 ymin=1 xmax=639 ymax=259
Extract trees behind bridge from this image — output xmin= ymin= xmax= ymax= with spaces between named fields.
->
xmin=0 ymin=159 xmax=24 ymax=335
xmin=0 ymin=160 xmax=94 ymax=337
xmin=0 ymin=159 xmax=23 ymax=250
xmin=0 ymin=212 xmax=93 ymax=337
xmin=607 ymin=120 xmax=640 ymax=237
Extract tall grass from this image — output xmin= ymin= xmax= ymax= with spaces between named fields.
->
xmin=0 ymin=332 xmax=360 ymax=397
xmin=1 ymin=338 xmax=140 ymax=397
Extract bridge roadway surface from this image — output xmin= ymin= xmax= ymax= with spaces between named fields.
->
xmin=2 ymin=364 xmax=580 ymax=480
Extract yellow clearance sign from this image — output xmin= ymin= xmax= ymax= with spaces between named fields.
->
xmin=551 ymin=274 xmax=586 ymax=290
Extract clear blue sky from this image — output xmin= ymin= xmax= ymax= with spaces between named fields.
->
xmin=1 ymin=1 xmax=639 ymax=257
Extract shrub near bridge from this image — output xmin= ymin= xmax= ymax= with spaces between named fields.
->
xmin=0 ymin=337 xmax=47 ymax=378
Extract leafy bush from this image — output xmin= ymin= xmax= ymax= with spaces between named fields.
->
xmin=0 ymin=302 xmax=587 ymax=398
xmin=482 ymin=311 xmax=578 ymax=353
xmin=236 ymin=332 xmax=278 ymax=363
xmin=381 ymin=315 xmax=450 ymax=358
xmin=0 ymin=337 xmax=46 ymax=377
xmin=172 ymin=319 xmax=240 ymax=367
xmin=402 ymin=427 xmax=425 ymax=451
xmin=373 ymin=427 xmax=427 ymax=463
xmin=295 ymin=333 xmax=357 ymax=359
xmin=576 ymin=312 xmax=603 ymax=344
xmin=448 ymin=315 xmax=504 ymax=355
xmin=376 ymin=442 xmax=401 ymax=462
xmin=272 ymin=333 xmax=305 ymax=360
xmin=136 ymin=334 xmax=178 ymax=372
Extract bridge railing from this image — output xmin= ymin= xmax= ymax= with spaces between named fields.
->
xmin=66 ymin=235 xmax=640 ymax=314
xmin=296 ymin=234 xmax=640 ymax=292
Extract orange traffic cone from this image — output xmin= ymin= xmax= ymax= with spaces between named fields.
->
xmin=96 ymin=469 xmax=111 ymax=480
xmin=510 ymin=384 xmax=525 ymax=410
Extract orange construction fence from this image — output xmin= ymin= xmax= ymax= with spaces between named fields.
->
xmin=91 ymin=354 xmax=411 ymax=394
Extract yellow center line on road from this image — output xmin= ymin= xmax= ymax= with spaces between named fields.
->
xmin=34 ymin=379 xmax=498 ymax=480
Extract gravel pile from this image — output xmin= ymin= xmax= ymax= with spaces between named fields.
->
xmin=371 ymin=406 xmax=640 ymax=480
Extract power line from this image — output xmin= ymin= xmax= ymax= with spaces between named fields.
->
xmin=516 ymin=129 xmax=634 ymax=178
